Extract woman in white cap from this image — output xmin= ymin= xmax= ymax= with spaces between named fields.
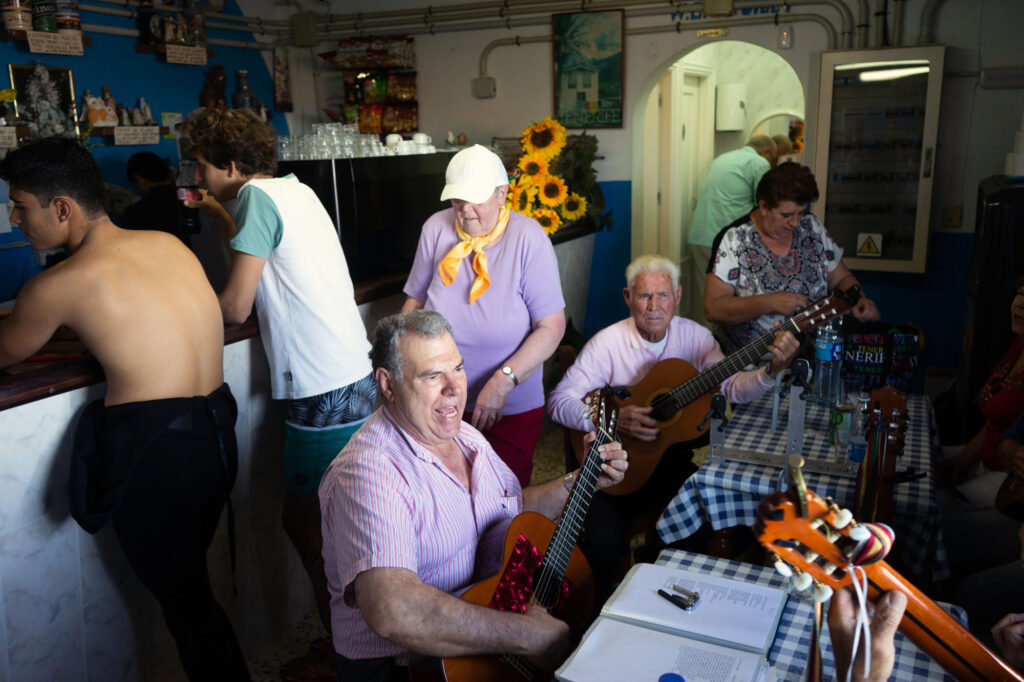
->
xmin=402 ymin=144 xmax=566 ymax=487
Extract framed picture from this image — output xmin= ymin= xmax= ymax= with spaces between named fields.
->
xmin=552 ymin=10 xmax=624 ymax=129
xmin=9 ymin=63 xmax=78 ymax=138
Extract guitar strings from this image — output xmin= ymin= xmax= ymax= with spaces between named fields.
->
xmin=845 ymin=565 xmax=873 ymax=682
xmin=646 ymin=315 xmax=804 ymax=414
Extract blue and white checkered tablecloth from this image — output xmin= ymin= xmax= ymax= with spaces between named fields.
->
xmin=655 ymin=549 xmax=963 ymax=682
xmin=656 ymin=392 xmax=949 ymax=581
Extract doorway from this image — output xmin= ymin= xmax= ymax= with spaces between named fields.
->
xmin=631 ymin=41 xmax=805 ymax=321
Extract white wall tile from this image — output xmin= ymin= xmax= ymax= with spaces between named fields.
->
xmin=83 ymin=593 xmax=140 ymax=682
xmin=0 ymin=516 xmax=80 ymax=647
xmin=6 ymin=613 xmax=84 ymax=682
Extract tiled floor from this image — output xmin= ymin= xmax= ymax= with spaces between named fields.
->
xmin=245 ymin=423 xmax=572 ymax=680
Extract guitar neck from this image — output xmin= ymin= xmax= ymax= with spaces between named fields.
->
xmin=533 ymin=428 xmax=611 ymax=606
xmin=863 ymin=561 xmax=1022 ymax=681
xmin=663 ymin=318 xmax=801 ymax=410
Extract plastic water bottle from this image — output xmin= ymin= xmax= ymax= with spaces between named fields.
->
xmin=813 ymin=318 xmax=844 ymax=406
xmin=847 ymin=393 xmax=870 ymax=470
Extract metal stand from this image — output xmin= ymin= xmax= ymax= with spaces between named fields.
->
xmin=782 ymin=359 xmax=812 ymax=491
xmin=698 ymin=392 xmax=729 ymax=463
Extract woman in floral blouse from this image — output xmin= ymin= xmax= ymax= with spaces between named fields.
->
xmin=703 ymin=162 xmax=879 ymax=352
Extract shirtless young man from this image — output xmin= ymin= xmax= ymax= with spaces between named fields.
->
xmin=0 ymin=138 xmax=250 ymax=681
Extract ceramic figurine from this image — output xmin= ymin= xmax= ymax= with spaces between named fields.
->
xmin=199 ymin=65 xmax=227 ymax=110
xmin=85 ymin=95 xmax=106 ymax=125
xmin=138 ymin=97 xmax=154 ymax=124
xmin=117 ymin=104 xmax=131 ymax=126
xmin=131 ymin=106 xmax=145 ymax=126
xmin=79 ymin=89 xmax=92 ymax=122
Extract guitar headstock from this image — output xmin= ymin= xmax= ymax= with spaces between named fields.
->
xmin=868 ymin=385 xmax=908 ymax=454
xmin=754 ymin=484 xmax=890 ymax=602
xmin=789 ymin=285 xmax=862 ymax=335
xmin=582 ymin=387 xmax=618 ymax=441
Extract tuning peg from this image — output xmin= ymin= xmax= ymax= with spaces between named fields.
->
xmin=832 ymin=508 xmax=853 ymax=529
xmin=792 ymin=571 xmax=812 ymax=591
xmin=813 ymin=581 xmax=834 ymax=603
xmin=772 ymin=554 xmax=793 ymax=577
xmin=848 ymin=524 xmax=871 ymax=542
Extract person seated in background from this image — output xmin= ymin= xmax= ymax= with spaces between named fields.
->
xmin=941 ymin=279 xmax=1024 ymax=508
xmin=685 ymin=135 xmax=777 ymax=325
xmin=949 ymin=415 xmax=1024 ymax=641
xmin=118 ymin=151 xmax=190 ymax=245
xmin=704 ymin=162 xmax=879 ymax=352
xmin=319 ymin=310 xmax=629 ymax=681
xmin=772 ymin=134 xmax=794 ymax=166
xmin=548 ymin=254 xmax=799 ymax=601
xmin=0 ymin=138 xmax=249 ymax=680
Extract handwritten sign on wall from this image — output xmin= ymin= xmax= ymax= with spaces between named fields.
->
xmin=114 ymin=126 xmax=160 ymax=146
xmin=0 ymin=128 xmax=17 ymax=149
xmin=26 ymin=31 xmax=84 ymax=56
xmin=165 ymin=44 xmax=207 ymax=66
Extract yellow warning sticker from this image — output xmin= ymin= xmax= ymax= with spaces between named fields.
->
xmin=856 ymin=233 xmax=882 ymax=257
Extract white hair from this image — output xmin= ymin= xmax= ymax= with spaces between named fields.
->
xmin=625 ymin=255 xmax=680 ymax=292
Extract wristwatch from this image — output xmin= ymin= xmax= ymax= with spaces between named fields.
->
xmin=501 ymin=365 xmax=519 ymax=387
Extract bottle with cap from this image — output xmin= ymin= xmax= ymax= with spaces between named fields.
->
xmin=813 ymin=317 xmax=844 ymax=406
xmin=232 ymin=70 xmax=257 ymax=111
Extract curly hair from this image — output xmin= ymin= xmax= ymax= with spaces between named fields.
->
xmin=179 ymin=107 xmax=277 ymax=176
xmin=756 ymin=161 xmax=820 ymax=209
xmin=0 ymin=137 xmax=107 ymax=217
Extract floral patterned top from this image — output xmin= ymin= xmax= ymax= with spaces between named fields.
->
xmin=709 ymin=213 xmax=843 ymax=351
xmin=975 ymin=335 xmax=1024 ymax=470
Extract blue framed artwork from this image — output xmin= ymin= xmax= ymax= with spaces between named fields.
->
xmin=552 ymin=10 xmax=624 ymax=129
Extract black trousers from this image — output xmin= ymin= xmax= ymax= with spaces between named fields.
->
xmin=581 ymin=442 xmax=698 ymax=603
xmin=99 ymin=386 xmax=250 ymax=681
xmin=336 ymin=654 xmax=408 ymax=682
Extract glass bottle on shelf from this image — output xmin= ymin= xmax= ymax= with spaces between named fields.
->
xmin=232 ymin=70 xmax=257 ymax=111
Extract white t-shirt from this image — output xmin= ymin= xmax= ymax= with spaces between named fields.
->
xmin=231 ymin=174 xmax=372 ymax=399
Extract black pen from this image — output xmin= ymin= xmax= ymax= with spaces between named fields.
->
xmin=657 ymin=588 xmax=693 ymax=611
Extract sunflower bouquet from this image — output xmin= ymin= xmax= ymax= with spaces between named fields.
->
xmin=507 ymin=115 xmax=590 ymax=235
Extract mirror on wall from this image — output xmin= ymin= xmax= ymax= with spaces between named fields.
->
xmin=812 ymin=46 xmax=945 ymax=273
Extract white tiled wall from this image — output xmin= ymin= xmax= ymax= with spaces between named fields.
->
xmin=0 ymin=337 xmax=305 ymax=681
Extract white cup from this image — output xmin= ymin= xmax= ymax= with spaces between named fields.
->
xmin=397 ymin=140 xmax=415 ymax=155
xmin=412 ymin=132 xmax=431 ymax=145
xmin=385 ymin=133 xmax=403 ymax=147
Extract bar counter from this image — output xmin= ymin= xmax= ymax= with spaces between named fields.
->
xmin=0 ymin=272 xmax=405 ymax=412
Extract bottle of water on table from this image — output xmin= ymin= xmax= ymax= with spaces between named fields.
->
xmin=813 ymin=318 xmax=844 ymax=406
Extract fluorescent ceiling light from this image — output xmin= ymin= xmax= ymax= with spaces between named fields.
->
xmin=836 ymin=60 xmax=929 ymax=71
xmin=858 ymin=66 xmax=930 ymax=82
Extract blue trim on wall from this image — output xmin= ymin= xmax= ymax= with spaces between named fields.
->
xmin=0 ymin=1 xmax=282 ymax=302
xmin=584 ymin=180 xmax=631 ymax=339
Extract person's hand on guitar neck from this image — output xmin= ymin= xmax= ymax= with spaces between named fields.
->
xmin=766 ymin=327 xmax=801 ymax=376
xmin=617 ymin=405 xmax=660 ymax=441
xmin=827 ymin=587 xmax=908 ymax=682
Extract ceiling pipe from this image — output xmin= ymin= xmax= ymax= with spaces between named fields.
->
xmin=873 ymin=0 xmax=885 ymax=47
xmin=81 ymin=21 xmax=275 ymax=48
xmin=917 ymin=0 xmax=945 ymax=44
xmin=476 ymin=11 xmax=838 ymax=80
xmin=891 ymin=0 xmax=906 ymax=46
xmin=737 ymin=0 xmax=852 ymax=48
xmin=84 ymin=0 xmax=290 ymax=27
xmin=851 ymin=0 xmax=869 ymax=48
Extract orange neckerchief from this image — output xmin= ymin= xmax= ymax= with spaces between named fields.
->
xmin=438 ymin=204 xmax=511 ymax=304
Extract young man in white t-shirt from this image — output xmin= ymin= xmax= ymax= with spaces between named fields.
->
xmin=181 ymin=107 xmax=375 ymax=679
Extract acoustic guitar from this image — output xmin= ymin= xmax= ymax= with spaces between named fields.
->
xmin=569 ymin=285 xmax=862 ymax=495
xmin=853 ymin=385 xmax=907 ymax=523
xmin=411 ymin=392 xmax=618 ymax=682
xmin=754 ymin=468 xmax=1024 ymax=681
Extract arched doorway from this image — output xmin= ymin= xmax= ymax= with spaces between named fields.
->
xmin=630 ymin=41 xmax=804 ymax=321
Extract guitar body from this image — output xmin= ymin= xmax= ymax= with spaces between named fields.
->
xmin=417 ymin=512 xmax=595 ymax=682
xmin=570 ymin=358 xmax=710 ymax=495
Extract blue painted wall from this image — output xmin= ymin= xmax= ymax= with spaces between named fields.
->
xmin=584 ymin=180 xmax=632 ymax=339
xmin=584 ymin=180 xmax=973 ymax=370
xmin=0 ymin=3 xmax=283 ymax=302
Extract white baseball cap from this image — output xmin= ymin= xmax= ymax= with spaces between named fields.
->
xmin=440 ymin=144 xmax=509 ymax=204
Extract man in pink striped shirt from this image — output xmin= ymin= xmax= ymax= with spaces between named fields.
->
xmin=548 ymin=254 xmax=799 ymax=600
xmin=319 ymin=310 xmax=628 ymax=681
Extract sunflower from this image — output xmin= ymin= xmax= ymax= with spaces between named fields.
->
xmin=533 ymin=208 xmax=563 ymax=235
xmin=521 ymin=115 xmax=567 ymax=161
xmin=516 ymin=153 xmax=549 ymax=186
xmin=537 ymin=174 xmax=568 ymax=208
xmin=561 ymin=192 xmax=587 ymax=221
xmin=508 ymin=180 xmax=537 ymax=216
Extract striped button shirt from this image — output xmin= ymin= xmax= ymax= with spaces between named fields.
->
xmin=319 ymin=406 xmax=524 ymax=662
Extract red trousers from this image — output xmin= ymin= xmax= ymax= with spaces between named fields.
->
xmin=482 ymin=406 xmax=544 ymax=489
